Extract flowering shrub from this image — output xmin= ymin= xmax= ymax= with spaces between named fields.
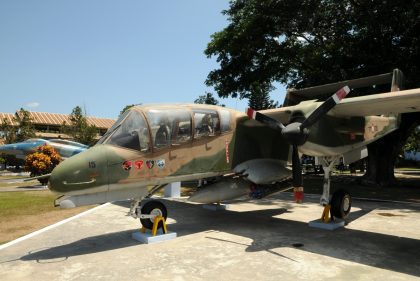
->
xmin=25 ymin=144 xmax=62 ymax=184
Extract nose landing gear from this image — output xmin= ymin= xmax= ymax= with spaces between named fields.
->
xmin=139 ymin=200 xmax=168 ymax=230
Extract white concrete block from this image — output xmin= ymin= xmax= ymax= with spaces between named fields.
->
xmin=308 ymin=219 xmax=345 ymax=230
xmin=132 ymin=230 xmax=177 ymax=244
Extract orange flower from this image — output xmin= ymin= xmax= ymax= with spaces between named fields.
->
xmin=25 ymin=145 xmax=62 ymax=176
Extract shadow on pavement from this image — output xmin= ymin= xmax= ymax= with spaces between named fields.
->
xmin=19 ymin=198 xmax=420 ymax=277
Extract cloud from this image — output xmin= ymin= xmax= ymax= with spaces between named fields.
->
xmin=26 ymin=102 xmax=40 ymax=108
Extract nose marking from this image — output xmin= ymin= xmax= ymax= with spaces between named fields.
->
xmin=63 ymin=178 xmax=97 ymax=186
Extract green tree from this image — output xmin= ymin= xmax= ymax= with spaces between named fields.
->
xmin=0 ymin=118 xmax=17 ymax=144
xmin=205 ymin=0 xmax=420 ymax=96
xmin=248 ymin=82 xmax=279 ymax=110
xmin=194 ymin=92 xmax=224 ymax=106
xmin=205 ymin=0 xmax=420 ymax=186
xmin=403 ymin=126 xmax=420 ymax=153
xmin=62 ymin=106 xmax=98 ymax=146
xmin=0 ymin=108 xmax=36 ymax=144
xmin=14 ymin=108 xmax=36 ymax=142
xmin=120 ymin=104 xmax=141 ymax=116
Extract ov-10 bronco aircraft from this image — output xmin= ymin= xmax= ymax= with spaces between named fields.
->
xmin=48 ymin=69 xmax=420 ymax=230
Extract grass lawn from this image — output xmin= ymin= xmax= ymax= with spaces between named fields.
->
xmin=0 ymin=174 xmax=40 ymax=189
xmin=0 ymin=190 xmax=92 ymax=245
xmin=0 ymin=180 xmax=40 ymax=189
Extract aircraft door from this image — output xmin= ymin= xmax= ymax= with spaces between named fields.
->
xmin=191 ymin=109 xmax=227 ymax=173
xmin=146 ymin=108 xmax=192 ymax=175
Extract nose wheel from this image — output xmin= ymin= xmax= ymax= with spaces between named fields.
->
xmin=139 ymin=200 xmax=168 ymax=230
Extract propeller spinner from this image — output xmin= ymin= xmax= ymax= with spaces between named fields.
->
xmin=247 ymin=86 xmax=350 ymax=199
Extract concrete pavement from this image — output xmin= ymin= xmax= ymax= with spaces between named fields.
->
xmin=1 ymin=193 xmax=420 ymax=281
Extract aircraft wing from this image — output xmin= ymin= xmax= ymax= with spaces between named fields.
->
xmin=260 ymin=88 xmax=420 ymax=121
xmin=330 ymin=88 xmax=420 ymax=117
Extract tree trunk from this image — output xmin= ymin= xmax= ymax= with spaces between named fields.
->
xmin=363 ymin=112 xmax=420 ymax=186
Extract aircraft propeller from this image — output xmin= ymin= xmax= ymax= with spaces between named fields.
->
xmin=247 ymin=86 xmax=350 ymax=190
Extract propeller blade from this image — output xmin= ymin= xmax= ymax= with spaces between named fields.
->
xmin=246 ymin=108 xmax=285 ymax=130
xmin=291 ymin=144 xmax=302 ymax=187
xmin=301 ymin=86 xmax=350 ymax=129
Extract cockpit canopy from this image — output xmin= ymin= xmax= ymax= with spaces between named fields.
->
xmin=97 ymin=106 xmax=232 ymax=152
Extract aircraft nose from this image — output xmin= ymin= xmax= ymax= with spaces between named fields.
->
xmin=48 ymin=145 xmax=109 ymax=194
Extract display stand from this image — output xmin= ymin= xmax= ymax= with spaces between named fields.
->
xmin=132 ymin=216 xmax=177 ymax=244
xmin=308 ymin=204 xmax=345 ymax=230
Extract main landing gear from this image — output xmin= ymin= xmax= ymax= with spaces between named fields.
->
xmin=330 ymin=189 xmax=352 ymax=219
xmin=319 ymin=157 xmax=352 ymax=222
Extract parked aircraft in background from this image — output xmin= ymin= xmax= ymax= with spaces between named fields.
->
xmin=46 ymin=70 xmax=420 ymax=230
xmin=0 ymin=138 xmax=88 ymax=159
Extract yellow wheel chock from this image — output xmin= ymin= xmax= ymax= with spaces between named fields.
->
xmin=321 ymin=204 xmax=332 ymax=223
xmin=140 ymin=215 xmax=168 ymax=236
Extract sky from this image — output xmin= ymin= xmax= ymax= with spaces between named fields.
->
xmin=0 ymin=1 xmax=286 ymax=119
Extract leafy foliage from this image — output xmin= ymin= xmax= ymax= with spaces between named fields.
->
xmin=205 ymin=0 xmax=420 ymax=99
xmin=403 ymin=126 xmax=420 ymax=152
xmin=0 ymin=108 xmax=36 ymax=144
xmin=62 ymin=106 xmax=98 ymax=146
xmin=14 ymin=108 xmax=36 ymax=142
xmin=247 ymin=82 xmax=279 ymax=110
xmin=120 ymin=104 xmax=141 ymax=116
xmin=0 ymin=153 xmax=24 ymax=168
xmin=0 ymin=118 xmax=17 ymax=144
xmin=25 ymin=145 xmax=62 ymax=184
xmin=194 ymin=92 xmax=224 ymax=106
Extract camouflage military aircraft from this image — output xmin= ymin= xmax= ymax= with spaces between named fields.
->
xmin=48 ymin=70 xmax=420 ymax=229
xmin=0 ymin=138 xmax=88 ymax=160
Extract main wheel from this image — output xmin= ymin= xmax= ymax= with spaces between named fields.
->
xmin=330 ymin=189 xmax=351 ymax=219
xmin=140 ymin=200 xmax=168 ymax=230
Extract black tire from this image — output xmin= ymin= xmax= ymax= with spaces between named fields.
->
xmin=140 ymin=200 xmax=168 ymax=230
xmin=330 ymin=189 xmax=352 ymax=219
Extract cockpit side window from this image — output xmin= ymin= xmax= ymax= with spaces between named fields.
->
xmin=146 ymin=109 xmax=192 ymax=149
xmin=193 ymin=109 xmax=220 ymax=139
xmin=97 ymin=111 xmax=129 ymax=145
xmin=106 ymin=111 xmax=150 ymax=152
xmin=219 ymin=109 xmax=231 ymax=133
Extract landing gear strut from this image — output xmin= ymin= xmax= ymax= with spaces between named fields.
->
xmin=319 ymin=157 xmax=339 ymax=206
xmin=318 ymin=157 xmax=352 ymax=221
xmin=127 ymin=184 xmax=169 ymax=229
